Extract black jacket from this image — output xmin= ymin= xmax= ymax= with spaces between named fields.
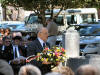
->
xmin=27 ymin=38 xmax=51 ymax=75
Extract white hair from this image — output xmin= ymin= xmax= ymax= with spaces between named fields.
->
xmin=45 ymin=72 xmax=62 ymax=75
xmin=76 ymin=64 xmax=100 ymax=75
xmin=19 ymin=64 xmax=41 ymax=75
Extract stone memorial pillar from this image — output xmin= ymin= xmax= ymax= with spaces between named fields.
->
xmin=62 ymin=28 xmax=80 ymax=58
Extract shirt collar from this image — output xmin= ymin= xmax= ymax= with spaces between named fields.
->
xmin=13 ymin=45 xmax=18 ymax=47
xmin=38 ymin=37 xmax=45 ymax=47
xmin=2 ymin=45 xmax=5 ymax=51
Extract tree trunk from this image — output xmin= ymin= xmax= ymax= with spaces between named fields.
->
xmin=2 ymin=7 xmax=6 ymax=20
xmin=40 ymin=9 xmax=46 ymax=27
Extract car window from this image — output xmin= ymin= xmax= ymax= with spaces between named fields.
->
xmin=80 ymin=14 xmax=96 ymax=24
xmin=27 ymin=14 xmax=51 ymax=24
xmin=7 ymin=24 xmax=24 ymax=29
xmin=27 ymin=16 xmax=38 ymax=24
xmin=54 ymin=15 xmax=64 ymax=26
xmin=66 ymin=15 xmax=77 ymax=25
xmin=79 ymin=26 xmax=100 ymax=36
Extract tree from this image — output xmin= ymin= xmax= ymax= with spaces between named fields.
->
xmin=2 ymin=0 xmax=100 ymax=26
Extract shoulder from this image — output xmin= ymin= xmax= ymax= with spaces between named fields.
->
xmin=27 ymin=41 xmax=35 ymax=46
xmin=27 ymin=39 xmax=39 ymax=46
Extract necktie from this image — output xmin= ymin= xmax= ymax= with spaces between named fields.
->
xmin=43 ymin=43 xmax=46 ymax=49
xmin=15 ymin=47 xmax=17 ymax=58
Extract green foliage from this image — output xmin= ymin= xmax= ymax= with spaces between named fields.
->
xmin=2 ymin=0 xmax=100 ymax=26
xmin=2 ymin=0 xmax=100 ymax=11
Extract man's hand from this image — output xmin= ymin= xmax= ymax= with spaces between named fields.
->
xmin=10 ymin=58 xmax=25 ymax=64
xmin=42 ymin=59 xmax=51 ymax=64
xmin=10 ymin=59 xmax=19 ymax=64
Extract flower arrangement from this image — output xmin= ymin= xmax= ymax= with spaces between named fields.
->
xmin=36 ymin=46 xmax=67 ymax=65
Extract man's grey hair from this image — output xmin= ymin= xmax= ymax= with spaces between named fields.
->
xmin=37 ymin=27 xmax=48 ymax=35
xmin=18 ymin=64 xmax=41 ymax=75
xmin=45 ymin=72 xmax=62 ymax=75
xmin=76 ymin=64 xmax=100 ymax=75
xmin=0 ymin=59 xmax=14 ymax=75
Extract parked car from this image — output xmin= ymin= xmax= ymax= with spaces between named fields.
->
xmin=79 ymin=25 xmax=100 ymax=55
xmin=0 ymin=21 xmax=28 ymax=32
xmin=6 ymin=23 xmax=26 ymax=32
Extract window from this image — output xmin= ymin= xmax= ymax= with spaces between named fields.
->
xmin=79 ymin=26 xmax=100 ymax=36
xmin=54 ymin=15 xmax=64 ymax=26
xmin=27 ymin=15 xmax=38 ymax=24
xmin=66 ymin=15 xmax=77 ymax=25
xmin=80 ymin=14 xmax=96 ymax=24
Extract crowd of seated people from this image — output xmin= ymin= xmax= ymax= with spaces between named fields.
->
xmin=0 ymin=27 xmax=100 ymax=75
xmin=0 ymin=28 xmax=37 ymax=75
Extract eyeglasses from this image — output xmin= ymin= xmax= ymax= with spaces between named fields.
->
xmin=5 ymin=41 xmax=11 ymax=42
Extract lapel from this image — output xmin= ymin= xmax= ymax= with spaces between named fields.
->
xmin=35 ymin=39 xmax=43 ymax=52
xmin=46 ymin=42 xmax=50 ymax=48
xmin=11 ymin=45 xmax=14 ymax=56
xmin=18 ymin=45 xmax=23 ymax=56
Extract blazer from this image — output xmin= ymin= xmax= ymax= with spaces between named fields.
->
xmin=0 ymin=44 xmax=27 ymax=62
xmin=12 ymin=45 xmax=27 ymax=58
xmin=0 ymin=44 xmax=14 ymax=62
xmin=27 ymin=38 xmax=50 ymax=56
xmin=27 ymin=38 xmax=51 ymax=75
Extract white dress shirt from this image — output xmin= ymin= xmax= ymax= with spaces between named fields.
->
xmin=2 ymin=45 xmax=5 ymax=51
xmin=38 ymin=37 xmax=45 ymax=48
xmin=13 ymin=45 xmax=20 ymax=59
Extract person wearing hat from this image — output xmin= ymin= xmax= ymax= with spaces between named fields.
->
xmin=10 ymin=36 xmax=27 ymax=75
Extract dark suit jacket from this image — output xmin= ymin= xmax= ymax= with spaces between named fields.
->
xmin=17 ymin=45 xmax=27 ymax=57
xmin=0 ymin=44 xmax=27 ymax=62
xmin=0 ymin=44 xmax=14 ymax=62
xmin=27 ymin=39 xmax=49 ymax=55
xmin=10 ymin=45 xmax=27 ymax=74
xmin=27 ymin=38 xmax=51 ymax=75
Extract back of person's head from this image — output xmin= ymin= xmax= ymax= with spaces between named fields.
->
xmin=0 ymin=28 xmax=5 ymax=34
xmin=18 ymin=64 xmax=41 ymax=75
xmin=0 ymin=59 xmax=14 ymax=75
xmin=12 ymin=32 xmax=22 ymax=38
xmin=45 ymin=72 xmax=62 ymax=75
xmin=5 ymin=28 xmax=11 ymax=32
xmin=76 ymin=64 xmax=100 ymax=75
xmin=52 ymin=66 xmax=74 ymax=75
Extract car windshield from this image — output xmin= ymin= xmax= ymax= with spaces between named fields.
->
xmin=7 ymin=24 xmax=24 ymax=29
xmin=27 ymin=14 xmax=51 ymax=24
xmin=27 ymin=15 xmax=38 ymax=24
xmin=79 ymin=25 xmax=100 ymax=36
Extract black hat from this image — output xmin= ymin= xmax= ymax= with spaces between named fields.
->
xmin=12 ymin=36 xmax=22 ymax=41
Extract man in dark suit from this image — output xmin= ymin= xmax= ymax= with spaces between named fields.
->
xmin=0 ymin=36 xmax=13 ymax=62
xmin=10 ymin=36 xmax=27 ymax=75
xmin=12 ymin=36 xmax=27 ymax=58
xmin=27 ymin=27 xmax=51 ymax=75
